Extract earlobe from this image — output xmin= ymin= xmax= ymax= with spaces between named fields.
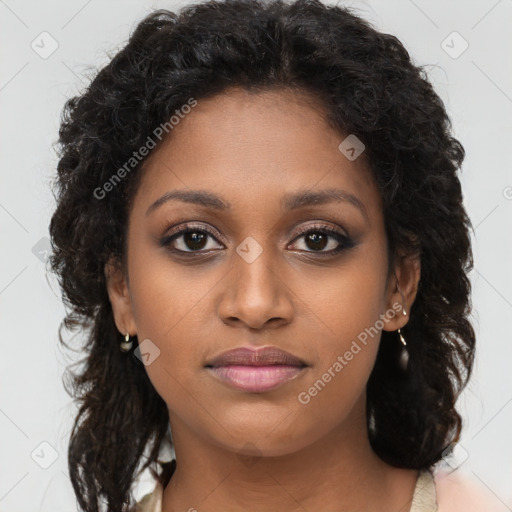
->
xmin=104 ymin=257 xmax=137 ymax=336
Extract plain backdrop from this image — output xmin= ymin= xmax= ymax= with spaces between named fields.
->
xmin=1 ymin=0 xmax=511 ymax=510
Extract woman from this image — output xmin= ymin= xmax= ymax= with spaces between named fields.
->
xmin=48 ymin=0 xmax=506 ymax=510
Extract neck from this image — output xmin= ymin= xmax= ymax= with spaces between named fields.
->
xmin=161 ymin=402 xmax=419 ymax=512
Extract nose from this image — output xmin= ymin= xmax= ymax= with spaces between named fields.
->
xmin=217 ymin=247 xmax=295 ymax=330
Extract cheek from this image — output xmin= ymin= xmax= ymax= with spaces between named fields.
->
xmin=297 ymin=244 xmax=389 ymax=350
xmin=127 ymin=233 xmax=218 ymax=341
xmin=128 ymin=282 xmax=211 ymax=388
xmin=292 ymin=243 xmax=388 ymax=408
xmin=288 ymin=288 xmax=384 ymax=448
xmin=125 ymin=243 xmax=215 ymax=404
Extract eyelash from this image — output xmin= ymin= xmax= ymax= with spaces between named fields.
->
xmin=159 ymin=222 xmax=355 ymax=258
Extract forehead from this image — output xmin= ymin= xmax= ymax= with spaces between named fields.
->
xmin=132 ymin=87 xmax=381 ymax=220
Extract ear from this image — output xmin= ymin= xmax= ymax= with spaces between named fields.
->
xmin=382 ymin=251 xmax=421 ymax=332
xmin=104 ymin=256 xmax=137 ymax=337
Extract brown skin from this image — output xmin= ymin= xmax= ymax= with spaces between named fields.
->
xmin=105 ymin=87 xmax=421 ymax=511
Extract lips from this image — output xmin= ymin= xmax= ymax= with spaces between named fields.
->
xmin=205 ymin=346 xmax=306 ymax=368
xmin=205 ymin=346 xmax=308 ymax=393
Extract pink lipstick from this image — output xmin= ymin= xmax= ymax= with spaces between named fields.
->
xmin=205 ymin=346 xmax=307 ymax=393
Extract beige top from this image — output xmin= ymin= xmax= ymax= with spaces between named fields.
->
xmin=134 ymin=468 xmax=438 ymax=512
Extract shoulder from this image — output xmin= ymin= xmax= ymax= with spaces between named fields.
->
xmin=433 ymin=466 xmax=510 ymax=512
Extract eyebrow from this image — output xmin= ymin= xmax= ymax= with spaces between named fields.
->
xmin=145 ymin=187 xmax=368 ymax=222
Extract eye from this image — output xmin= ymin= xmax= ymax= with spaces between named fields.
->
xmin=160 ymin=222 xmax=355 ymax=256
xmin=289 ymin=224 xmax=355 ymax=255
xmin=160 ymin=223 xmax=224 ymax=253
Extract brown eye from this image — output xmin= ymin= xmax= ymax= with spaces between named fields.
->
xmin=160 ymin=224 xmax=224 ymax=253
xmin=159 ymin=222 xmax=356 ymax=258
xmin=303 ymin=232 xmax=330 ymax=251
xmin=179 ymin=231 xmax=209 ymax=251
xmin=289 ymin=225 xmax=355 ymax=255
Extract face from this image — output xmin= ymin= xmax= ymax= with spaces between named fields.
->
xmin=106 ymin=87 xmax=419 ymax=458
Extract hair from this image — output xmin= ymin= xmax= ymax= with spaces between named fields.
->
xmin=48 ymin=0 xmax=476 ymax=510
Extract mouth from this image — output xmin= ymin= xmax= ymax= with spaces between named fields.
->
xmin=205 ymin=346 xmax=308 ymax=393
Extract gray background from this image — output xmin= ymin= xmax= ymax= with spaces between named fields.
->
xmin=1 ymin=0 xmax=511 ymax=510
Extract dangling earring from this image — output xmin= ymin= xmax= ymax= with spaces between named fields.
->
xmin=120 ymin=332 xmax=133 ymax=352
xmin=397 ymin=308 xmax=408 ymax=371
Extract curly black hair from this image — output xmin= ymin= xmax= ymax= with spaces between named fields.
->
xmin=48 ymin=0 xmax=476 ymax=510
